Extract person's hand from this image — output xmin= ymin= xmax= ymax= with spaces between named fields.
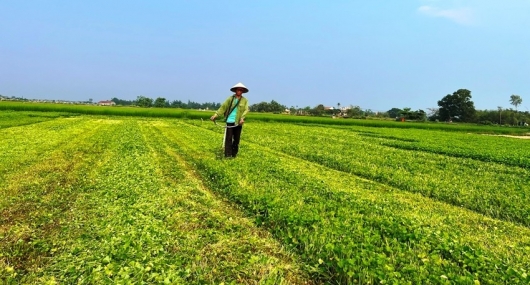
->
xmin=210 ymin=114 xmax=217 ymax=121
xmin=239 ymin=118 xmax=245 ymax=125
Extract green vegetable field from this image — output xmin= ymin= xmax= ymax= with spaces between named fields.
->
xmin=1 ymin=111 xmax=529 ymax=284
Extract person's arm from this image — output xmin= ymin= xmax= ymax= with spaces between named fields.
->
xmin=239 ymin=98 xmax=250 ymax=124
xmin=211 ymin=97 xmax=230 ymax=121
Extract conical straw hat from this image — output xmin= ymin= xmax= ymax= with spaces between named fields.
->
xmin=230 ymin=82 xmax=249 ymax=93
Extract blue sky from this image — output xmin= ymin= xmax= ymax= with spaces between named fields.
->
xmin=1 ymin=1 xmax=529 ymax=112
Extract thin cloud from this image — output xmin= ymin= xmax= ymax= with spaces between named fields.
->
xmin=418 ymin=5 xmax=474 ymax=25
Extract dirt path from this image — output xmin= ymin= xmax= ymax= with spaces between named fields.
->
xmin=488 ymin=134 xmax=530 ymax=139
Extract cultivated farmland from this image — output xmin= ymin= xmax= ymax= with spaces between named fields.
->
xmin=1 ymin=112 xmax=529 ymax=284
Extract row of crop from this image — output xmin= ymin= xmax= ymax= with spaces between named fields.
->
xmin=0 ymin=110 xmax=76 ymax=129
xmin=237 ymin=122 xmax=530 ymax=227
xmin=162 ymin=120 xmax=530 ymax=284
xmin=138 ymin=120 xmax=311 ymax=284
xmin=31 ymin=119 xmax=194 ymax=284
xmin=0 ymin=118 xmax=118 ymax=283
xmin=0 ymin=116 xmax=104 ymax=196
xmin=0 ymin=117 xmax=94 ymax=181
xmin=352 ymin=127 xmax=530 ymax=168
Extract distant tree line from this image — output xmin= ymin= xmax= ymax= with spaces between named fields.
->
xmin=386 ymin=107 xmax=426 ymax=121
xmin=0 ymin=94 xmax=29 ymax=101
xmin=278 ymin=89 xmax=528 ymax=126
xmin=424 ymin=90 xmax=527 ymax=125
xmin=250 ymin=100 xmax=287 ymax=113
xmin=111 ymin=96 xmax=220 ymax=110
xmin=3 ymin=90 xmax=527 ymax=126
xmin=109 ymin=91 xmax=530 ymax=125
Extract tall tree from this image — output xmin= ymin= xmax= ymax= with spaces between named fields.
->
xmin=400 ymin=107 xmax=412 ymax=119
xmin=346 ymin=105 xmax=363 ymax=117
xmin=386 ymin=108 xmax=402 ymax=118
xmin=437 ymin=89 xmax=476 ymax=122
xmin=510 ymin=94 xmax=523 ymax=111
xmin=269 ymin=100 xmax=286 ymax=113
xmin=170 ymin=99 xmax=186 ymax=108
xmin=427 ymin=107 xmax=439 ymax=120
xmin=250 ymin=100 xmax=287 ymax=113
xmin=111 ymin=97 xmax=134 ymax=106
xmin=154 ymin=97 xmax=167 ymax=108
xmin=135 ymin=96 xmax=153 ymax=107
xmin=312 ymin=104 xmax=326 ymax=116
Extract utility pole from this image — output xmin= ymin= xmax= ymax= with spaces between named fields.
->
xmin=498 ymin=106 xmax=502 ymax=125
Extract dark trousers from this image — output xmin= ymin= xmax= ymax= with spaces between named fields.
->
xmin=224 ymin=123 xmax=242 ymax=157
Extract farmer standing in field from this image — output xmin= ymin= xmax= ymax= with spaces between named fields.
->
xmin=210 ymin=82 xmax=250 ymax=158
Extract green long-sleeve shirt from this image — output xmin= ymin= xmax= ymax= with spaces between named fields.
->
xmin=215 ymin=95 xmax=249 ymax=123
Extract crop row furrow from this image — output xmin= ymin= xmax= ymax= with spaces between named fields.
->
xmin=167 ymin=120 xmax=530 ymax=284
xmin=239 ymin=122 xmax=530 ymax=227
xmin=344 ymin=125 xmax=530 ymax=168
xmin=356 ymin=131 xmax=530 ymax=169
xmin=0 ymin=118 xmax=122 ymax=283
xmin=139 ymin=120 xmax=311 ymax=284
xmin=0 ymin=117 xmax=91 ymax=179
